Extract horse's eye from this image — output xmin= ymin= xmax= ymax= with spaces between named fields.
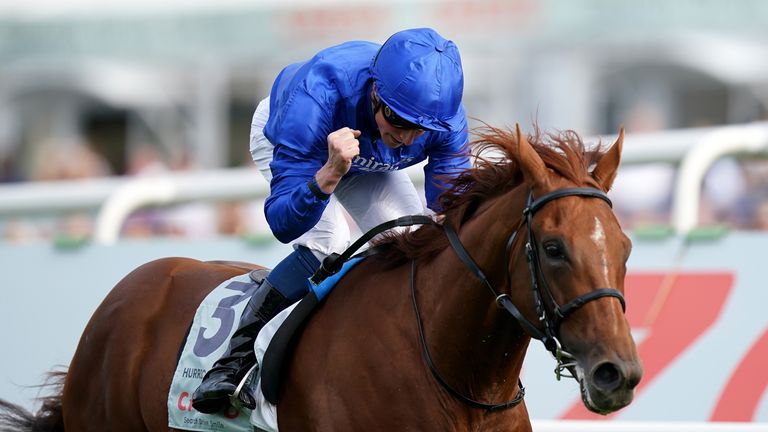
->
xmin=543 ymin=241 xmax=565 ymax=259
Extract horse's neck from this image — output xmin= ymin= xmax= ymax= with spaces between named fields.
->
xmin=417 ymin=187 xmax=530 ymax=399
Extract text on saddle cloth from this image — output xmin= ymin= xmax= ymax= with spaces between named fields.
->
xmin=168 ymin=272 xmax=260 ymax=432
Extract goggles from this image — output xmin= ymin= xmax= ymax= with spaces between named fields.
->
xmin=371 ymin=94 xmax=423 ymax=131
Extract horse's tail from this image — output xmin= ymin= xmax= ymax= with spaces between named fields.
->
xmin=0 ymin=370 xmax=66 ymax=432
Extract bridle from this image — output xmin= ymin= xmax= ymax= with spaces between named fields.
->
xmin=428 ymin=186 xmax=626 ymax=409
xmin=502 ymin=187 xmax=625 ymax=376
xmin=310 ymin=186 xmax=627 ymax=412
xmin=445 ymin=187 xmax=626 ymax=374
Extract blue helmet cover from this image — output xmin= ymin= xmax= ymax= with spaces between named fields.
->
xmin=371 ymin=28 xmax=464 ymax=132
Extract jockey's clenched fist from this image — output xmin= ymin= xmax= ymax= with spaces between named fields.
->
xmin=327 ymin=127 xmax=361 ymax=176
xmin=315 ymin=127 xmax=361 ymax=195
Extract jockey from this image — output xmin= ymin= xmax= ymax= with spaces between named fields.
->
xmin=192 ymin=27 xmax=470 ymax=413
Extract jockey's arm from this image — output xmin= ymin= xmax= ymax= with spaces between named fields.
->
xmin=264 ymin=127 xmax=360 ymax=244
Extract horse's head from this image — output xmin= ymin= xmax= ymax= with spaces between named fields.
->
xmin=510 ymin=125 xmax=642 ymax=415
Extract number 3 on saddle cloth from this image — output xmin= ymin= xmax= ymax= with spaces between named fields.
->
xmin=167 ymin=257 xmax=365 ymax=432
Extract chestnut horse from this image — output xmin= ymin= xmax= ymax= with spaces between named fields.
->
xmin=0 ymin=125 xmax=641 ymax=431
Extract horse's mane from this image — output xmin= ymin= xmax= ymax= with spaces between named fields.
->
xmin=373 ymin=125 xmax=603 ymax=266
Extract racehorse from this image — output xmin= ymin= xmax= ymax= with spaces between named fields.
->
xmin=0 ymin=124 xmax=641 ymax=431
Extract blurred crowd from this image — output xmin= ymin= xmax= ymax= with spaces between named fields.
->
xmin=2 ymin=0 xmax=768 ymax=247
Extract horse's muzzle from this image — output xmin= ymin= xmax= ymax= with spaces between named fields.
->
xmin=581 ymin=358 xmax=643 ymax=415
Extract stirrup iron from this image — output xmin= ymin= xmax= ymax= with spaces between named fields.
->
xmin=229 ymin=363 xmax=259 ymax=410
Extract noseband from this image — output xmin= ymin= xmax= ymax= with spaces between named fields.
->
xmin=444 ymin=187 xmax=626 ymax=380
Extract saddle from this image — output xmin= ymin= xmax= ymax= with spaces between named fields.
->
xmin=250 ymin=256 xmax=364 ymax=405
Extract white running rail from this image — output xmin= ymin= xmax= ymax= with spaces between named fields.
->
xmin=92 ymin=168 xmax=270 ymax=244
xmin=1 ymin=122 xmax=768 ymax=243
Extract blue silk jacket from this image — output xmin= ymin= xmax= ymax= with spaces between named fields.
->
xmin=263 ymin=40 xmax=470 ymax=243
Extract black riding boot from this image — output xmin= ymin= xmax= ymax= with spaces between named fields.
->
xmin=192 ymin=279 xmax=290 ymax=414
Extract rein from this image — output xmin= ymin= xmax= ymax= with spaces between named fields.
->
xmin=410 ymin=259 xmax=526 ymax=411
xmin=309 ymin=186 xmax=626 ymax=411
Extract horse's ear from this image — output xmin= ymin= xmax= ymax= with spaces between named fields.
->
xmin=592 ymin=128 xmax=623 ymax=192
xmin=515 ymin=124 xmax=549 ymax=188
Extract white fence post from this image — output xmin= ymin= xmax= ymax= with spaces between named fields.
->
xmin=671 ymin=124 xmax=768 ymax=234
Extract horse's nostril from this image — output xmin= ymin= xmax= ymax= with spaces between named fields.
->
xmin=592 ymin=362 xmax=622 ymax=392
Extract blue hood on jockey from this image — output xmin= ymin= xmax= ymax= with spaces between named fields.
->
xmin=371 ymin=28 xmax=464 ymax=133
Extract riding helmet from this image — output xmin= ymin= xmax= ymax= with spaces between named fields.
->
xmin=371 ymin=28 xmax=464 ymax=132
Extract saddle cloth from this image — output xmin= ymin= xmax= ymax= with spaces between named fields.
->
xmin=168 ymin=257 xmax=364 ymax=432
